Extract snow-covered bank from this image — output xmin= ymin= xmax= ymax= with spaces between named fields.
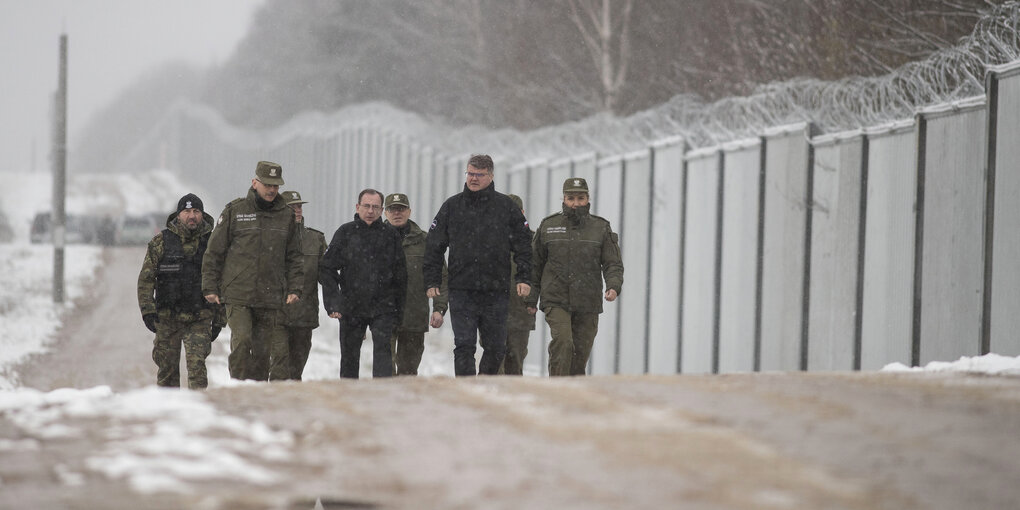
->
xmin=0 ymin=244 xmax=102 ymax=389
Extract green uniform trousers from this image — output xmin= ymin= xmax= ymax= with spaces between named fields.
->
xmin=287 ymin=326 xmax=313 ymax=381
xmin=499 ymin=329 xmax=531 ymax=375
xmin=226 ymin=305 xmax=290 ymax=381
xmin=391 ymin=329 xmax=425 ymax=376
xmin=152 ymin=315 xmax=212 ymax=389
xmin=545 ymin=307 xmax=599 ymax=376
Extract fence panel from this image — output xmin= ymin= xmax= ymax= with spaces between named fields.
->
xmin=916 ymin=98 xmax=987 ymax=364
xmin=860 ymin=121 xmax=917 ymax=370
xmin=807 ymin=132 xmax=865 ymax=371
xmin=679 ymin=147 xmax=721 ymax=374
xmin=525 ymin=160 xmax=551 ymax=375
xmin=617 ymin=150 xmax=652 ymax=374
xmin=590 ymin=156 xmax=624 ymax=374
xmin=572 ymin=153 xmax=598 ymax=201
xmin=548 ymin=157 xmax=572 ymax=213
xmin=759 ymin=123 xmax=814 ymax=371
xmin=647 ymin=138 xmax=685 ymax=374
xmin=987 ymin=63 xmax=1020 ymax=356
xmin=718 ymin=139 xmax=762 ymax=373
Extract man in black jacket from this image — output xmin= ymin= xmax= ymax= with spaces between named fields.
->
xmin=424 ymin=154 xmax=532 ymax=376
xmin=319 ymin=189 xmax=407 ymax=378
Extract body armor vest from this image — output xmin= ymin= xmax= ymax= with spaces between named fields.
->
xmin=155 ymin=229 xmax=209 ymax=313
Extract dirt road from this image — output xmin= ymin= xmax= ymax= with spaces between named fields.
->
xmin=16 ymin=246 xmax=153 ymax=391
xmin=3 ymin=246 xmax=1020 ymax=509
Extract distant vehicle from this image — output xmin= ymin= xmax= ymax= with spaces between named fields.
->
xmin=116 ymin=214 xmax=160 ymax=245
xmin=30 ymin=212 xmax=50 ymax=243
xmin=30 ymin=212 xmax=100 ymax=244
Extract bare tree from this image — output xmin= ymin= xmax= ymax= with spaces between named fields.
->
xmin=565 ymin=0 xmax=635 ymax=113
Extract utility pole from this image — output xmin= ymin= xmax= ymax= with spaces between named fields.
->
xmin=52 ymin=34 xmax=67 ymax=303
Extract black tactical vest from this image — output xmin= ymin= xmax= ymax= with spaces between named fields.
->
xmin=155 ymin=229 xmax=209 ymax=313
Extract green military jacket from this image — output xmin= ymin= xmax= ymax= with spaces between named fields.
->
xmin=201 ymin=188 xmax=304 ymax=309
xmin=508 ymin=236 xmax=537 ymax=332
xmin=283 ymin=225 xmax=327 ymax=327
xmin=137 ymin=212 xmax=224 ymax=326
xmin=394 ymin=220 xmax=448 ymax=333
xmin=530 ymin=204 xmax=624 ymax=313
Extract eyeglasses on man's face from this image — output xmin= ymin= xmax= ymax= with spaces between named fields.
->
xmin=465 ymin=171 xmax=491 ymax=179
xmin=359 ymin=204 xmax=383 ymax=211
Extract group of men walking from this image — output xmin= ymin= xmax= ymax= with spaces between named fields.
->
xmin=136 ymin=154 xmax=623 ymax=388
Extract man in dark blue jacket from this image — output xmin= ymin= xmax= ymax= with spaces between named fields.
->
xmin=319 ymin=189 xmax=407 ymax=378
xmin=424 ymin=154 xmax=532 ymax=376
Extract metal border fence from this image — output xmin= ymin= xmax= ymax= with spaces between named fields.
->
xmin=119 ymin=60 xmax=1020 ymax=375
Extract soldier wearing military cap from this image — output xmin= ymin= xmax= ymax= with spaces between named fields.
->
xmin=530 ymin=177 xmax=624 ymax=376
xmin=499 ymin=193 xmax=537 ymax=375
xmin=202 ymin=161 xmax=304 ymax=381
xmin=281 ymin=190 xmax=328 ymax=380
xmin=137 ymin=193 xmax=224 ymax=389
xmin=384 ymin=192 xmax=448 ymax=375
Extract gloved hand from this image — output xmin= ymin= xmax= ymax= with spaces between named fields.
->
xmin=143 ymin=313 xmax=158 ymax=333
xmin=210 ymin=326 xmax=221 ymax=342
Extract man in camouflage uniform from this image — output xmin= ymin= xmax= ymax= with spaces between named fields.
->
xmin=202 ymin=161 xmax=304 ymax=381
xmin=384 ymin=192 xmax=448 ymax=376
xmin=137 ymin=193 xmax=225 ymax=389
xmin=501 ymin=194 xmax=536 ymax=375
xmin=281 ymin=190 xmax=327 ymax=381
xmin=531 ymin=178 xmax=624 ymax=376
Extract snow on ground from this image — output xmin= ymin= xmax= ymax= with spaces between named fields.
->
xmin=206 ymin=305 xmax=457 ymax=387
xmin=0 ymin=244 xmax=102 ymax=389
xmin=882 ymin=353 xmax=1020 ymax=375
xmin=0 ymin=385 xmax=293 ymax=493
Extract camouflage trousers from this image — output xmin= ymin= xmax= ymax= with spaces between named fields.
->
xmin=286 ymin=326 xmax=313 ymax=381
xmin=152 ymin=314 xmax=212 ymax=389
xmin=545 ymin=307 xmax=599 ymax=376
xmin=498 ymin=329 xmax=531 ymax=375
xmin=390 ymin=329 xmax=425 ymax=376
xmin=226 ymin=305 xmax=289 ymax=381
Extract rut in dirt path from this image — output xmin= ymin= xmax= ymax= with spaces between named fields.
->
xmin=17 ymin=246 xmax=154 ymax=391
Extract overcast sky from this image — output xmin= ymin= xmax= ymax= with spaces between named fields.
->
xmin=0 ymin=0 xmax=264 ymax=173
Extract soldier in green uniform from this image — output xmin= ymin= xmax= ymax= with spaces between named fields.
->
xmin=202 ymin=161 xmax=304 ymax=382
xmin=137 ymin=193 xmax=224 ymax=389
xmin=531 ymin=178 xmax=624 ymax=376
xmin=384 ymin=192 xmax=448 ymax=376
xmin=281 ymin=190 xmax=328 ymax=381
xmin=501 ymin=194 xmax=536 ymax=375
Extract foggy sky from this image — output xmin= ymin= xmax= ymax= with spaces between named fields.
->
xmin=0 ymin=0 xmax=263 ymax=173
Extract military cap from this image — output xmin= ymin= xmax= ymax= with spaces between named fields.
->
xmin=563 ymin=177 xmax=589 ymax=193
xmin=282 ymin=190 xmax=307 ymax=205
xmin=384 ymin=193 xmax=410 ymax=209
xmin=255 ymin=161 xmax=285 ymax=185
xmin=507 ymin=193 xmax=523 ymax=211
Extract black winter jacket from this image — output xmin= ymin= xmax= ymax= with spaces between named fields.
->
xmin=319 ymin=214 xmax=407 ymax=318
xmin=424 ymin=182 xmax=532 ymax=293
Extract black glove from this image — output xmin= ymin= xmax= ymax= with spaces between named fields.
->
xmin=143 ymin=313 xmax=158 ymax=333
xmin=210 ymin=326 xmax=221 ymax=342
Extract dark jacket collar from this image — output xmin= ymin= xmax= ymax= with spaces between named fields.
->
xmin=247 ymin=187 xmax=285 ymax=211
xmin=462 ymin=181 xmax=496 ymax=201
xmin=354 ymin=213 xmax=384 ymax=229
